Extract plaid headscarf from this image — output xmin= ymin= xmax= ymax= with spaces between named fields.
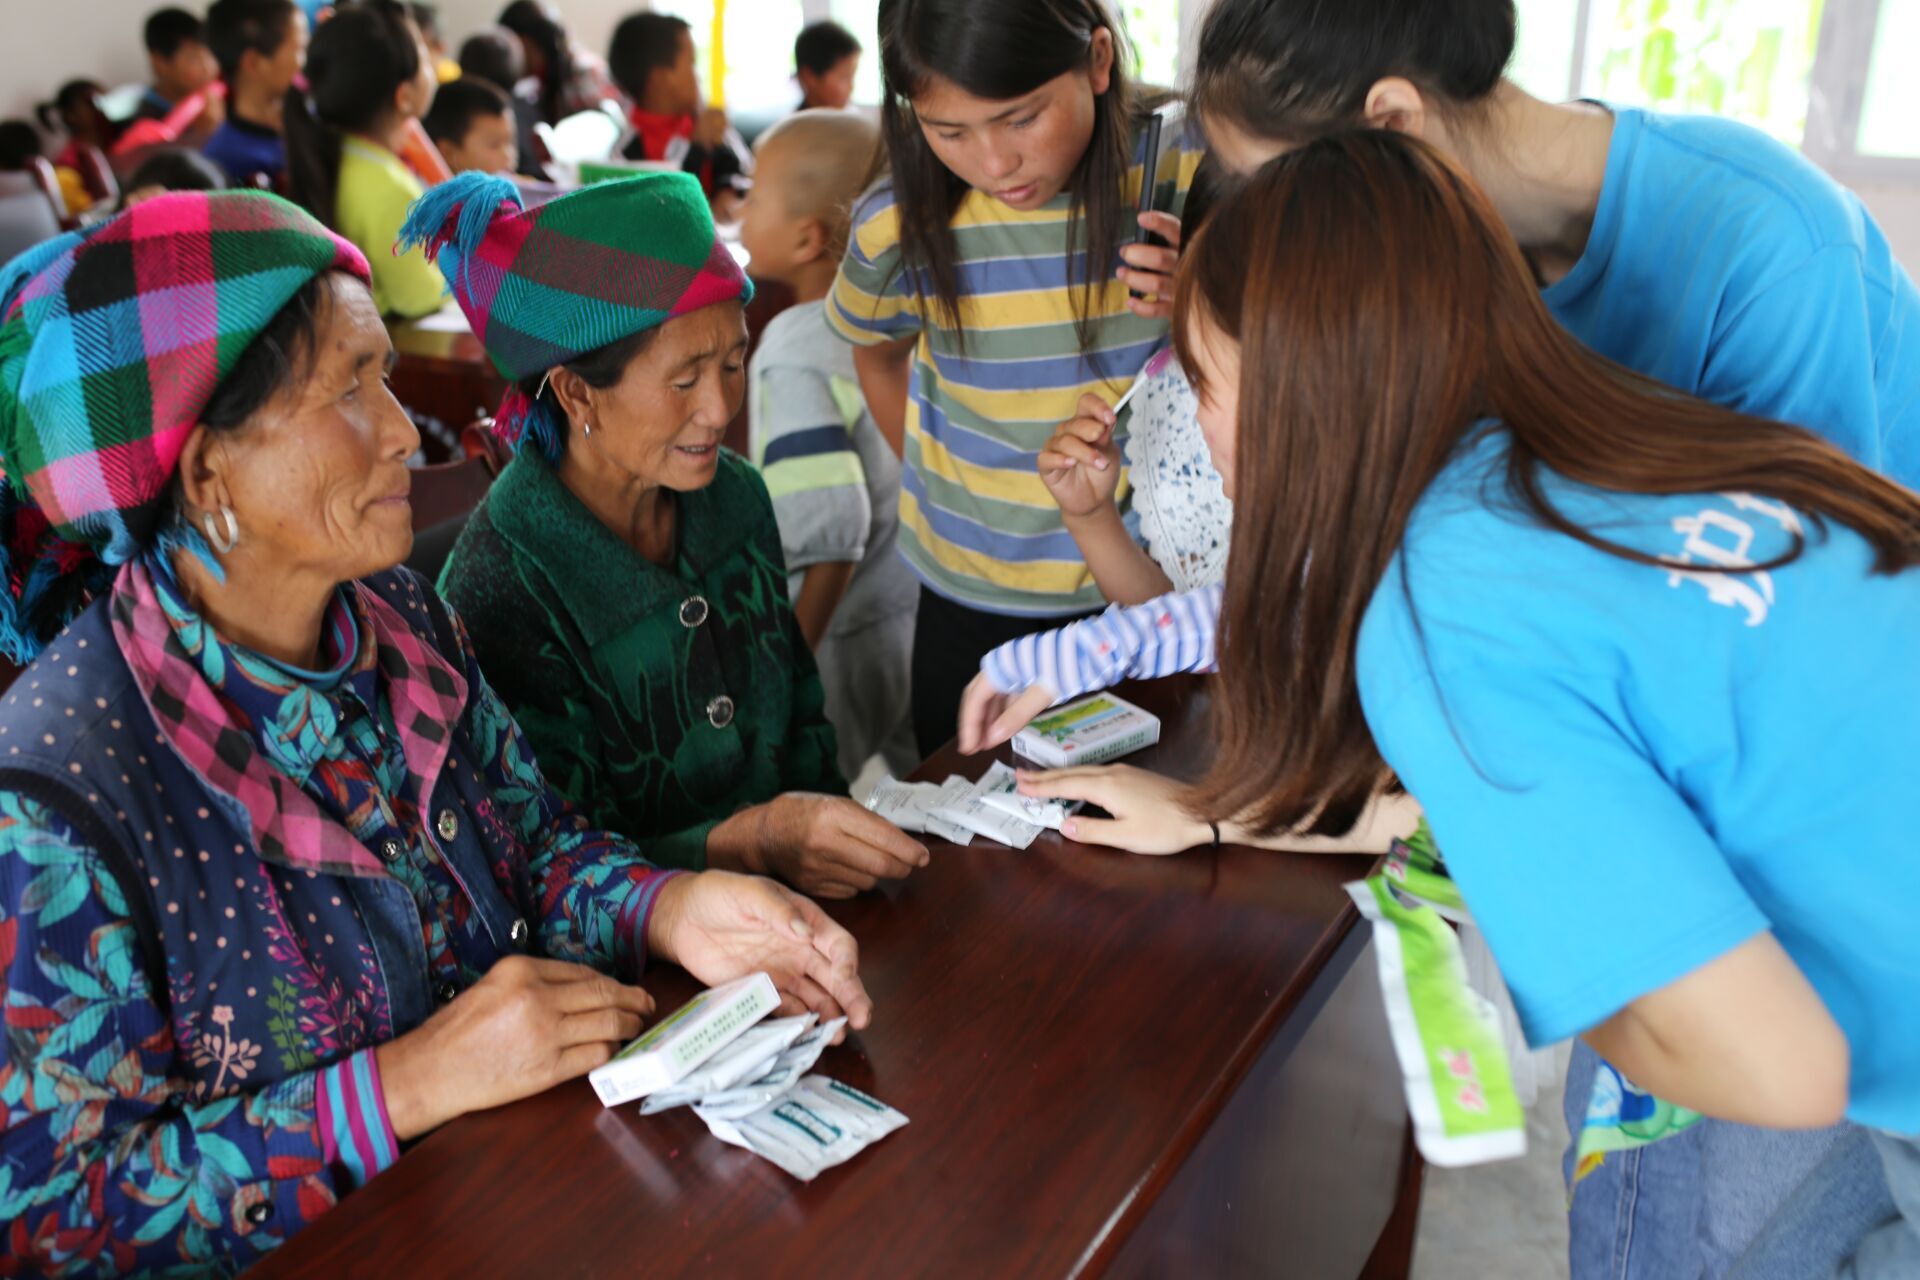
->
xmin=399 ymin=171 xmax=753 ymax=462
xmin=0 ymin=191 xmax=368 ymax=663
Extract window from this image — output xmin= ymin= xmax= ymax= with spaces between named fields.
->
xmin=680 ymin=0 xmax=809 ymax=117
xmin=826 ymin=0 xmax=884 ymax=105
xmin=1857 ymin=0 xmax=1920 ymax=158
xmin=1121 ymin=2 xmax=1183 ymax=90
xmin=1516 ymin=0 xmax=1917 ymax=177
xmin=1583 ymin=0 xmax=1824 ymax=145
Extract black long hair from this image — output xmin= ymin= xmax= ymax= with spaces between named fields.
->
xmin=875 ymin=0 xmax=1139 ymax=349
xmin=1192 ymin=0 xmax=1515 ymax=143
xmin=497 ymin=0 xmax=575 ymax=126
xmin=285 ymin=0 xmax=423 ymax=227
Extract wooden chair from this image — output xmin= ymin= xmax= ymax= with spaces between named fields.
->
xmin=0 ymin=162 xmax=67 ymax=261
xmin=460 ymin=417 xmax=511 ymax=475
xmin=70 ymin=146 xmax=118 ymax=208
xmin=406 ymin=447 xmax=499 ymax=579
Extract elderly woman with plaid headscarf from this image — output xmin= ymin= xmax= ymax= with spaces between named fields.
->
xmin=0 ymin=190 xmax=871 ymax=1274
xmin=416 ymin=172 xmax=928 ymax=900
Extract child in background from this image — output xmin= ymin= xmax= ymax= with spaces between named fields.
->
xmin=119 ymin=147 xmax=226 ymax=207
xmin=741 ymin=110 xmax=918 ymax=780
xmin=284 ymin=0 xmax=444 ymax=318
xmin=0 ymin=122 xmax=40 ymax=173
xmin=828 ymin=0 xmax=1204 ymax=755
xmin=794 ymin=21 xmax=862 ymax=112
xmin=424 ymin=78 xmax=521 ymax=176
xmin=138 ymin=8 xmax=222 ymax=138
xmin=202 ymin=0 xmax=308 ymax=185
xmin=459 ymin=26 xmax=549 ymax=181
xmin=496 ymin=0 xmax=617 ymax=127
xmin=608 ymin=12 xmax=751 ymax=218
xmin=410 ymin=3 xmax=463 ymax=83
xmin=37 ymin=82 xmax=116 ymax=214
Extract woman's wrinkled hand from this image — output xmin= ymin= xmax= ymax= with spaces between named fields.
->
xmin=374 ymin=955 xmax=656 ymax=1139
xmin=647 ymin=869 xmax=873 ymax=1039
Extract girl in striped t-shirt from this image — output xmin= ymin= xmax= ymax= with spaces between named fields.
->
xmin=826 ymin=0 xmax=1205 ymax=755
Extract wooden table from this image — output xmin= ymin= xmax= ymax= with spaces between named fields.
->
xmin=253 ymin=676 xmax=1421 ymax=1279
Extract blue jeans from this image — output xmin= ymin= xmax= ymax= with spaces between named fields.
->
xmin=1563 ymin=1040 xmax=1852 ymax=1279
xmin=1730 ymin=1127 xmax=1920 ymax=1279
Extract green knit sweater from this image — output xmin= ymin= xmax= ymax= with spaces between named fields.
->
xmin=439 ymin=448 xmax=844 ymax=868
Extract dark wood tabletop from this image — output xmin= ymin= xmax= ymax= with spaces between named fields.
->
xmin=252 ymin=675 xmax=1417 ymax=1279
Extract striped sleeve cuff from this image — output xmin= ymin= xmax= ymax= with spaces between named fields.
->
xmin=315 ymin=1049 xmax=400 ymax=1189
xmin=617 ymin=867 xmax=688 ymax=975
xmin=981 ymin=583 xmax=1226 ymax=700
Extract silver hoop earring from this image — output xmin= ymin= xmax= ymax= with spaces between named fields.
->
xmin=583 ymin=419 xmax=592 ymax=437
xmin=203 ymin=506 xmax=239 ymax=554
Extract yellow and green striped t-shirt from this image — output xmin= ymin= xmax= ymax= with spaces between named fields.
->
xmin=826 ymin=109 xmax=1206 ymax=617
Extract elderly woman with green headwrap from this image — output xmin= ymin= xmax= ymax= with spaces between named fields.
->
xmin=0 ymin=191 xmax=871 ymax=1274
xmin=415 ymin=172 xmax=928 ymax=899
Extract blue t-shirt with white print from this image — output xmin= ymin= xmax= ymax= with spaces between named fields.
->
xmin=1544 ymin=105 xmax=1920 ymax=487
xmin=1356 ymin=425 xmax=1920 ymax=1135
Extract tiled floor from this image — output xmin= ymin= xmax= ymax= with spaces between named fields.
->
xmin=1411 ymin=1049 xmax=1574 ymax=1279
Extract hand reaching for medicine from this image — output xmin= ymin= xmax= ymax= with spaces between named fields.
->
xmin=956 ymin=673 xmax=1057 ymax=756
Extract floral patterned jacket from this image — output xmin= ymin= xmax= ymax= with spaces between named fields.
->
xmin=0 ymin=561 xmax=679 ymax=1275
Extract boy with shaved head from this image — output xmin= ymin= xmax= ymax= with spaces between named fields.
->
xmin=740 ymin=110 xmax=917 ymax=779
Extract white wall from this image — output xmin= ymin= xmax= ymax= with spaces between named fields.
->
xmin=1855 ymin=182 xmax=1920 ymax=270
xmin=0 ymin=0 xmax=154 ymax=122
xmin=434 ymin=0 xmax=636 ymax=73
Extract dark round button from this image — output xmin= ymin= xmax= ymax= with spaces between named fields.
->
xmin=378 ymin=837 xmax=405 ymax=864
xmin=509 ymin=917 xmax=529 ymax=947
xmin=167 ymin=1092 xmax=188 ymax=1109
xmin=246 ymin=1202 xmax=273 ymax=1226
xmin=435 ymin=981 xmax=459 ymax=1004
xmin=706 ymin=695 xmax=735 ymax=729
xmin=679 ymin=596 xmax=710 ymax=628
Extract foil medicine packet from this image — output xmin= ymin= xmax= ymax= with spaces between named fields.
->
xmin=703 ymin=1075 xmax=910 ymax=1182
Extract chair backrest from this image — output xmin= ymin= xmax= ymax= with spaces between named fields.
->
xmin=72 ymin=146 xmax=118 ymax=206
xmin=460 ymin=417 xmax=512 ymax=475
xmin=0 ymin=156 xmax=69 ymax=218
xmin=409 ymin=454 xmax=496 ymax=532
xmin=0 ymin=182 xmax=66 ymax=264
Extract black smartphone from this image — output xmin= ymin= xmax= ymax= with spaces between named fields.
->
xmin=1129 ymin=111 xmax=1166 ymax=301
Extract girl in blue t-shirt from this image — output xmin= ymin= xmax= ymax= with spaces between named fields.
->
xmin=1062 ymin=130 xmax=1920 ymax=1277
xmin=966 ymin=3 xmax=1920 ymax=1273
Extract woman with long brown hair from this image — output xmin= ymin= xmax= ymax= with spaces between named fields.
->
xmin=1039 ymin=131 xmax=1920 ymax=1274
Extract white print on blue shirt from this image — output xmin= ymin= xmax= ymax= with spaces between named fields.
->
xmin=1663 ymin=493 xmax=1803 ymax=627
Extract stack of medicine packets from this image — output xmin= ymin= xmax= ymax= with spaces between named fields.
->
xmin=589 ymin=973 xmax=908 ymax=1181
xmin=866 ymin=693 xmax=1163 ymax=848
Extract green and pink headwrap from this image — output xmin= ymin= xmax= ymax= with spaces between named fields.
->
xmin=398 ymin=170 xmax=753 ymax=462
xmin=0 ymin=190 xmax=368 ymax=662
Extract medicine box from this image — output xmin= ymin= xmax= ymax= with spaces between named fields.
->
xmin=1011 ymin=693 xmax=1162 ymax=769
xmin=589 ymin=971 xmax=780 ymax=1108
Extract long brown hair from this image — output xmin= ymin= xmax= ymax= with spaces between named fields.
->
xmin=875 ymin=0 xmax=1140 ymax=349
xmin=1176 ymin=130 xmax=1920 ymax=838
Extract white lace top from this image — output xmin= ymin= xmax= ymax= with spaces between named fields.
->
xmin=1125 ymin=357 xmax=1233 ymax=592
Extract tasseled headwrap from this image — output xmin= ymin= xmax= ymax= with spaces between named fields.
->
xmin=0 ymin=191 xmax=367 ymax=663
xmin=398 ymin=169 xmax=753 ymax=465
